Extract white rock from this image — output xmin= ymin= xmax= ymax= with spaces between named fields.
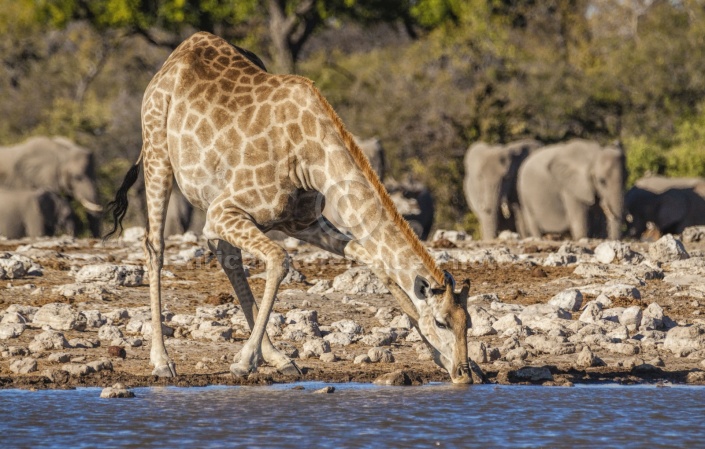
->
xmin=432 ymin=230 xmax=467 ymax=242
xmin=121 ymin=227 xmax=146 ymax=243
xmin=48 ymin=353 xmax=71 ymax=363
xmin=548 ymin=289 xmax=583 ymax=311
xmin=492 ymin=314 xmax=522 ymax=333
xmin=330 ymin=319 xmax=363 ymax=334
xmin=641 ymin=303 xmax=665 ymax=330
xmin=29 ymin=330 xmax=69 ymax=352
xmin=191 ymin=322 xmax=233 ymax=341
xmin=682 ymin=226 xmax=705 ymax=243
xmin=81 ymin=310 xmax=105 ymax=328
xmin=3 ymin=305 xmax=38 ymax=321
xmin=52 ymin=283 xmax=111 ymax=300
xmin=594 ymin=241 xmax=643 ymax=265
xmin=323 ymin=332 xmax=355 ymax=346
xmin=368 ymin=347 xmax=394 ymax=363
xmin=0 ymin=257 xmax=27 ymax=279
xmin=663 ymin=325 xmax=705 ymax=356
xmin=519 ymin=304 xmax=571 ymax=320
xmin=33 ymin=303 xmax=86 ymax=331
xmin=303 ymin=338 xmax=330 ymax=356
xmin=0 ymin=323 xmax=25 ymax=340
xmin=10 ymin=357 xmax=37 ymax=374
xmin=543 ymin=254 xmax=577 ymax=267
xmin=576 ymin=346 xmax=601 ymax=367
xmin=620 ymin=306 xmax=643 ymax=332
xmin=579 ymin=302 xmax=603 ymax=323
xmin=307 ymin=279 xmax=332 ymax=294
xmin=468 ymin=341 xmax=488 ymax=363
xmin=354 ymin=354 xmax=371 ymax=364
xmin=74 ymin=264 xmax=144 ymax=286
xmin=648 ymin=234 xmax=689 ymax=262
xmin=388 ymin=314 xmax=413 ymax=330
xmin=331 ymin=267 xmax=389 ymax=295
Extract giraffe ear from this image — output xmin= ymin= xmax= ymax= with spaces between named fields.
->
xmin=414 ymin=275 xmax=431 ymax=300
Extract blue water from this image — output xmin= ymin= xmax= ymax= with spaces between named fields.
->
xmin=1 ymin=382 xmax=704 ymax=448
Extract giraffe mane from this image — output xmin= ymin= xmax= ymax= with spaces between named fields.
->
xmin=306 ymin=82 xmax=444 ymax=285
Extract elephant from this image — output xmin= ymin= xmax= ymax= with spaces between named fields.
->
xmin=355 ymin=136 xmax=386 ymax=182
xmin=0 ymin=189 xmax=76 ymax=239
xmin=386 ymin=179 xmax=435 ymax=240
xmin=625 ymin=176 xmax=705 ymax=238
xmin=164 ymin=187 xmax=207 ymax=237
xmin=0 ymin=136 xmax=102 ymax=236
xmin=517 ymin=139 xmax=626 ymax=240
xmin=463 ymin=139 xmax=543 ymax=240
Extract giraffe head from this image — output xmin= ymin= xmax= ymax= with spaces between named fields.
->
xmin=413 ymin=271 xmax=471 ymax=384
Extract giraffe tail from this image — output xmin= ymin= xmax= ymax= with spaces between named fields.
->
xmin=103 ymin=160 xmax=141 ymax=240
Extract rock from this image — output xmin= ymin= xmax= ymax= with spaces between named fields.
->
xmin=579 ymin=302 xmax=602 ymax=323
xmin=354 ymin=354 xmax=371 ymax=364
xmin=323 ymin=332 xmax=355 ymax=346
xmin=10 ymin=357 xmax=37 ymax=374
xmin=108 ymin=346 xmax=127 ymax=359
xmin=319 ymin=352 xmax=338 ymax=363
xmin=388 ymin=314 xmax=413 ymax=330
xmin=87 ymin=359 xmax=113 ymax=372
xmin=432 ymin=230 xmax=467 ymax=242
xmin=682 ymin=226 xmax=705 ymax=243
xmin=648 ymin=234 xmax=689 ymax=262
xmin=519 ymin=304 xmax=571 ymax=320
xmin=191 ymin=322 xmax=233 ymax=341
xmin=360 ymin=329 xmax=397 ymax=347
xmin=330 ymin=319 xmax=363 ymax=334
xmin=663 ymin=325 xmax=705 ymax=356
xmin=505 ymin=347 xmax=529 ymax=362
xmin=33 ymin=303 xmax=87 ymax=331
xmin=576 ymin=346 xmax=602 ymax=367
xmin=620 ymin=306 xmax=643 ymax=332
xmin=98 ymin=325 xmax=124 ymax=341
xmin=53 ymin=283 xmax=111 ymax=300
xmin=29 ymin=330 xmax=69 ymax=352
xmin=686 ymin=371 xmax=705 ymax=384
xmin=641 ymin=303 xmax=666 ymax=330
xmin=331 ymin=267 xmax=389 ymax=295
xmin=313 ymin=386 xmax=335 ymax=394
xmin=69 ymin=338 xmax=99 ymax=348
xmin=468 ymin=341 xmax=488 ymax=363
xmin=100 ymin=383 xmax=135 ymax=398
xmin=525 ymin=335 xmax=575 ymax=355
xmin=75 ymin=264 xmax=144 ymax=287
xmin=140 ymin=322 xmax=175 ymax=339
xmin=543 ymin=254 xmax=577 ymax=267
xmin=307 ymin=279 xmax=332 ymax=294
xmin=3 ymin=304 xmax=38 ymax=322
xmin=81 ymin=310 xmax=105 ymax=328
xmin=368 ymin=347 xmax=395 ymax=363
xmin=468 ymin=305 xmax=497 ymax=336
xmin=48 ymin=353 xmax=71 ymax=363
xmin=373 ymin=370 xmax=423 ymax=386
xmin=509 ymin=366 xmax=553 ymax=383
xmin=0 ymin=323 xmax=25 ymax=340
xmin=61 ymin=363 xmax=93 ymax=377
xmin=594 ymin=241 xmax=644 ymax=264
xmin=374 ymin=307 xmax=394 ymax=326
xmin=0 ymin=257 xmax=28 ymax=279
xmin=303 ymin=338 xmax=330 ymax=357
xmin=548 ymin=289 xmax=583 ymax=312
xmin=492 ymin=314 xmax=522 ymax=333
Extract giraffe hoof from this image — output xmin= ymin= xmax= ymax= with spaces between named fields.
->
xmin=277 ymin=360 xmax=303 ymax=377
xmin=230 ymin=362 xmax=252 ymax=378
xmin=276 ymin=361 xmax=302 ymax=377
xmin=152 ymin=362 xmax=177 ymax=377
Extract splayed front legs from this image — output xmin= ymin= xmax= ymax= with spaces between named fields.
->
xmin=208 ymin=239 xmax=301 ymax=376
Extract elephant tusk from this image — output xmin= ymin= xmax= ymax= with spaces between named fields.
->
xmin=500 ymin=202 xmax=511 ymax=219
xmin=80 ymin=200 xmax=103 ymax=213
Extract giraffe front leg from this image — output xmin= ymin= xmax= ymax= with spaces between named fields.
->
xmin=207 ymin=240 xmax=301 ymax=377
xmin=205 ymin=206 xmax=288 ymax=377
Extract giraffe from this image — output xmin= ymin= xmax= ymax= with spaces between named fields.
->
xmin=106 ymin=32 xmax=473 ymax=384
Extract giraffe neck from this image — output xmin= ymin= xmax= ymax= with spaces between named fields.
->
xmin=300 ymin=87 xmax=443 ymax=296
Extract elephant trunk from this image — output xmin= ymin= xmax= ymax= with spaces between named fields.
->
xmin=602 ymin=197 xmax=623 ymax=240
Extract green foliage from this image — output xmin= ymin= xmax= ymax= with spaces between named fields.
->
xmin=624 ymin=136 xmax=667 ymax=187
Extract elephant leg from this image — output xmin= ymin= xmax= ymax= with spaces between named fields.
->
xmin=562 ymin=195 xmax=589 ymax=240
xmin=206 ymin=239 xmax=301 ymax=376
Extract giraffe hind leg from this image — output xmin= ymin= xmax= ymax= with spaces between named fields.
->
xmin=143 ymin=150 xmax=176 ymax=377
xmin=207 ymin=239 xmax=301 ymax=377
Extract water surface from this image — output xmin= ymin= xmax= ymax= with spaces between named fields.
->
xmin=2 ymin=382 xmax=704 ymax=448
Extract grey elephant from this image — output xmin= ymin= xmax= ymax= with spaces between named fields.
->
xmin=0 ymin=136 xmax=102 ymax=236
xmin=355 ymin=136 xmax=386 ymax=181
xmin=164 ymin=187 xmax=206 ymax=236
xmin=463 ymin=139 xmax=542 ymax=240
xmin=517 ymin=139 xmax=625 ymax=240
xmin=0 ymin=189 xmax=76 ymax=239
xmin=625 ymin=176 xmax=705 ymax=238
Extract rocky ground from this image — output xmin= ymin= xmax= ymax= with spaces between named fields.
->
xmin=2 ymin=226 xmax=705 ymax=390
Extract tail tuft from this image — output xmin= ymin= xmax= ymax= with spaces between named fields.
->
xmin=103 ymin=163 xmax=141 ymax=240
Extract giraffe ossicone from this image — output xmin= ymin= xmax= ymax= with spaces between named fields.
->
xmin=106 ymin=31 xmax=474 ymax=384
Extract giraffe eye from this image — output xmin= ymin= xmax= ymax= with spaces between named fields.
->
xmin=435 ymin=319 xmax=448 ymax=329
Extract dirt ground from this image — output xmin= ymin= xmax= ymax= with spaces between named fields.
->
xmin=1 ymin=234 xmax=704 ymax=390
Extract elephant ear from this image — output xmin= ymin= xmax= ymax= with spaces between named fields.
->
xmin=11 ymin=147 xmax=61 ymax=190
xmin=548 ymin=156 xmax=596 ymax=205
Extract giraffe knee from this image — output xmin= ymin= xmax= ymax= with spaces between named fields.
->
xmin=266 ymin=247 xmax=289 ymax=283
